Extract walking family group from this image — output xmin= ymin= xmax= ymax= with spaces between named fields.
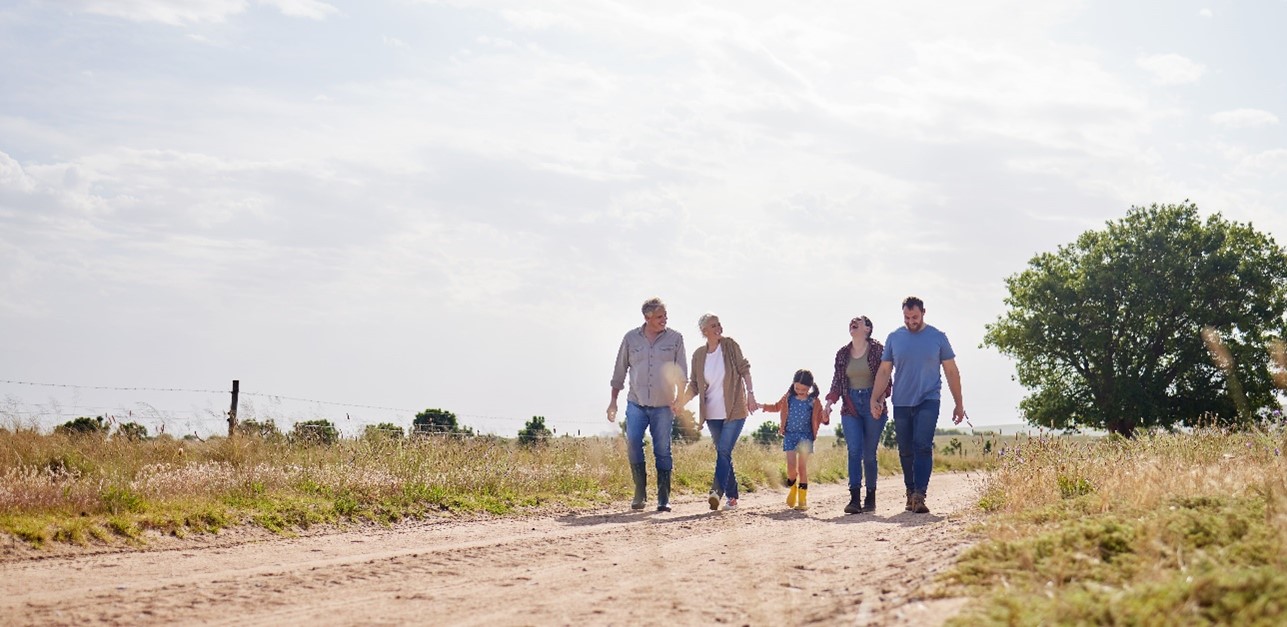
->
xmin=608 ymin=296 xmax=966 ymax=515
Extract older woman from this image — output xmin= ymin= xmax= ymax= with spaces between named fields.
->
xmin=684 ymin=313 xmax=756 ymax=510
xmin=824 ymin=315 xmax=891 ymax=514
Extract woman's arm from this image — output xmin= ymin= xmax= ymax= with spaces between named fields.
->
xmin=824 ymin=345 xmax=846 ymax=407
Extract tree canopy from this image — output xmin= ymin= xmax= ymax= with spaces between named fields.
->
xmin=518 ymin=415 xmax=551 ymax=445
xmin=413 ymin=408 xmax=473 ymax=437
xmin=984 ymin=203 xmax=1287 ymax=437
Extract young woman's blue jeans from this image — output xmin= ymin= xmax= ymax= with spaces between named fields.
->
xmin=705 ymin=419 xmax=745 ymax=499
xmin=625 ymin=402 xmax=674 ymax=471
xmin=893 ymin=399 xmax=940 ymax=495
xmin=842 ymin=388 xmax=889 ymax=492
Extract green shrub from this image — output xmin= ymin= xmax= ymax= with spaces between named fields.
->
xmin=518 ymin=416 xmax=551 ymax=445
xmin=237 ymin=418 xmax=283 ymax=440
xmin=290 ymin=420 xmax=339 ymax=445
xmin=751 ymin=420 xmax=781 ymax=446
xmin=115 ymin=422 xmax=149 ymax=441
xmin=363 ymin=423 xmax=404 ymax=440
xmin=55 ymin=416 xmax=109 ymax=437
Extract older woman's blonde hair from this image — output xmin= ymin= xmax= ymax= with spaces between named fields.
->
xmin=697 ymin=313 xmax=720 ymax=331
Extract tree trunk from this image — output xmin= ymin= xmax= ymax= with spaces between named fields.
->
xmin=1108 ymin=418 xmax=1136 ymax=439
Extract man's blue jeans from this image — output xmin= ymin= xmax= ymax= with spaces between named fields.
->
xmin=893 ymin=399 xmax=940 ymax=496
xmin=625 ymin=402 xmax=674 ymax=471
xmin=706 ymin=419 xmax=745 ymax=499
xmin=843 ymin=388 xmax=888 ymax=492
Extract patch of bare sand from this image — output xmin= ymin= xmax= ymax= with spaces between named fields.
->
xmin=1 ymin=471 xmax=986 ymax=626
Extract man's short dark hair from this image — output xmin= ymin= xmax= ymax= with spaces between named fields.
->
xmin=902 ymin=296 xmax=925 ymax=311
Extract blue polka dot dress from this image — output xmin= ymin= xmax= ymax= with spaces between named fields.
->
xmin=782 ymin=395 xmax=815 ymax=453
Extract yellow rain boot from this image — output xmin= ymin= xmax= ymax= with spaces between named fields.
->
xmin=786 ymin=480 xmax=798 ymax=508
xmin=795 ymin=484 xmax=809 ymax=511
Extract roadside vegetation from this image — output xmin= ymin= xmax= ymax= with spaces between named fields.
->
xmin=0 ymin=416 xmax=997 ymax=548
xmin=941 ymin=421 xmax=1287 ymax=625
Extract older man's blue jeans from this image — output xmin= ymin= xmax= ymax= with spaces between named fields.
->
xmin=705 ymin=418 xmax=744 ymax=499
xmin=625 ymin=402 xmax=674 ymax=471
xmin=893 ymin=399 xmax=939 ymax=496
xmin=843 ymin=388 xmax=888 ymax=492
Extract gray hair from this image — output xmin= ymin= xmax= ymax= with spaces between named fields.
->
xmin=697 ymin=313 xmax=719 ymax=331
xmin=641 ymin=297 xmax=666 ymax=316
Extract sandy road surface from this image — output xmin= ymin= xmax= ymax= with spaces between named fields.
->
xmin=2 ymin=472 xmax=985 ymax=626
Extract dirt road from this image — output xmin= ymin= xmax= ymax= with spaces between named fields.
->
xmin=2 ymin=472 xmax=984 ymax=626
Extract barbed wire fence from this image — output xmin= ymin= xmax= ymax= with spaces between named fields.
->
xmin=0 ymin=379 xmax=612 ymax=439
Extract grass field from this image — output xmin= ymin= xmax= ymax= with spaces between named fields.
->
xmin=7 ymin=419 xmax=1284 ymax=622
xmin=0 ymin=423 xmax=994 ymax=547
xmin=939 ymin=425 xmax=1287 ymax=625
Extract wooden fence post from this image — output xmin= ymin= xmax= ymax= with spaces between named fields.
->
xmin=228 ymin=379 xmax=240 ymax=437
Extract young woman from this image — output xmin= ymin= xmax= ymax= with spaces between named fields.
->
xmin=824 ymin=315 xmax=891 ymax=514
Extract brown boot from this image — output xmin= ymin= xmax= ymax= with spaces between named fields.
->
xmin=905 ymin=490 xmax=914 ymax=512
xmin=911 ymin=492 xmax=929 ymax=514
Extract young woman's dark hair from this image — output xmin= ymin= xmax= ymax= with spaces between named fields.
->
xmin=788 ymin=369 xmax=821 ymax=399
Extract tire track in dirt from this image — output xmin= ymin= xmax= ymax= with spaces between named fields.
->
xmin=2 ymin=472 xmax=985 ymax=626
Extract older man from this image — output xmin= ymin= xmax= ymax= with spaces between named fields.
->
xmin=871 ymin=296 xmax=966 ymax=514
xmin=608 ymin=297 xmax=687 ymax=512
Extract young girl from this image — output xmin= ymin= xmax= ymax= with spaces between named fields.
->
xmin=760 ymin=369 xmax=827 ymax=511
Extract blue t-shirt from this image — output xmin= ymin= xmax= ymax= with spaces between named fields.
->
xmin=882 ymin=324 xmax=955 ymax=407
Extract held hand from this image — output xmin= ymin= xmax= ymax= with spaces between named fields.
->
xmin=606 ymin=401 xmax=618 ymax=423
xmin=747 ymin=392 xmax=758 ymax=413
xmin=870 ymin=399 xmax=885 ymax=420
xmin=821 ymin=406 xmax=830 ymax=426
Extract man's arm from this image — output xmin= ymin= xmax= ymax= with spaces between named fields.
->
xmin=942 ymin=358 xmax=965 ymax=424
xmin=870 ymin=361 xmax=893 ymax=418
xmin=608 ymin=337 xmax=630 ymax=422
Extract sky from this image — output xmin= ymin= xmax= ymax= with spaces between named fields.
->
xmin=2 ymin=0 xmax=1286 ymax=439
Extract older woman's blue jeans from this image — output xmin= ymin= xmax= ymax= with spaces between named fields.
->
xmin=625 ymin=402 xmax=674 ymax=471
xmin=706 ymin=419 xmax=744 ymax=499
xmin=843 ymin=388 xmax=889 ymax=492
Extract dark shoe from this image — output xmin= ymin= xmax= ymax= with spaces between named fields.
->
xmin=905 ymin=490 xmax=914 ymax=512
xmin=708 ymin=490 xmax=720 ymax=511
xmin=630 ymin=462 xmax=647 ymax=510
xmin=657 ymin=469 xmax=672 ymax=512
xmin=911 ymin=492 xmax=930 ymax=514
xmin=863 ymin=490 xmax=876 ymax=513
xmin=843 ymin=488 xmax=863 ymax=514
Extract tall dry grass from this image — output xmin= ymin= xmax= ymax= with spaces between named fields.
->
xmin=0 ymin=419 xmax=998 ymax=548
xmin=944 ymin=423 xmax=1287 ymax=625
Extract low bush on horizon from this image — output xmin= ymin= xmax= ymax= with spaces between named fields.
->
xmin=941 ymin=425 xmax=1287 ymax=625
xmin=0 ymin=425 xmax=995 ymax=548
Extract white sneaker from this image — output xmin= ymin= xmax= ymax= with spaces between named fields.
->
xmin=725 ymin=498 xmax=738 ymax=509
xmin=708 ymin=491 xmax=720 ymax=511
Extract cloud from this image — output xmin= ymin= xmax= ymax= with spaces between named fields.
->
xmin=1136 ymin=53 xmax=1206 ymax=85
xmin=262 ymin=0 xmax=338 ymax=20
xmin=1210 ymin=108 xmax=1280 ymax=129
xmin=71 ymin=0 xmax=248 ymax=24
xmin=70 ymin=0 xmax=336 ymax=25
xmin=1199 ymin=8 xmax=1213 ymax=19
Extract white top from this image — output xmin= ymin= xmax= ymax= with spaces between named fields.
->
xmin=703 ymin=343 xmax=727 ymax=420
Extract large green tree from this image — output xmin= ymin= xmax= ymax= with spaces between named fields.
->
xmin=984 ymin=203 xmax=1287 ymax=437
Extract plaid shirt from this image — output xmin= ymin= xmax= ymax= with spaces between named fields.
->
xmin=825 ymin=339 xmax=891 ymax=416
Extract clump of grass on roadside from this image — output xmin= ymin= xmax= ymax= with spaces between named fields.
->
xmin=941 ymin=427 xmax=1287 ymax=625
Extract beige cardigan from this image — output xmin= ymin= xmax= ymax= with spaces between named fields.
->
xmin=685 ymin=337 xmax=751 ymax=421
